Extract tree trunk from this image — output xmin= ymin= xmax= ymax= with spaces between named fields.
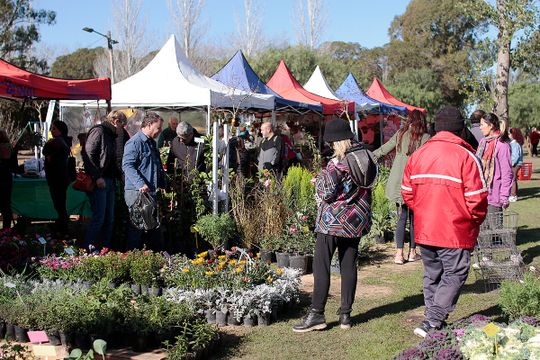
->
xmin=494 ymin=0 xmax=511 ymax=124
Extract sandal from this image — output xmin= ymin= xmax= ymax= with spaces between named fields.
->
xmin=394 ymin=256 xmax=405 ymax=265
xmin=408 ymin=253 xmax=422 ymax=262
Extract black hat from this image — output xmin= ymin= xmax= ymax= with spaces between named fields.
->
xmin=323 ymin=119 xmax=354 ymax=143
xmin=434 ymin=106 xmax=464 ymax=133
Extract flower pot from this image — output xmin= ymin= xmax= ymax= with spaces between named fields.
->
xmin=5 ymin=323 xmax=15 ymax=341
xmin=74 ymin=333 xmax=90 ymax=349
xmin=107 ymin=281 xmax=118 ymax=289
xmin=131 ymin=283 xmax=141 ymax=295
xmin=59 ymin=331 xmax=73 ymax=347
xmin=149 ymin=286 xmax=162 ymax=296
xmin=257 ymin=313 xmax=271 ymax=326
xmin=14 ymin=325 xmax=29 ymax=343
xmin=289 ymin=254 xmax=307 ymax=274
xmin=243 ymin=315 xmax=257 ymax=327
xmin=215 ymin=310 xmax=228 ymax=327
xmin=227 ymin=314 xmax=241 ymax=326
xmin=271 ymin=304 xmax=279 ymax=323
xmin=0 ymin=321 xmax=5 ymax=339
xmin=276 ymin=252 xmax=290 ymax=268
xmin=260 ymin=249 xmax=274 ymax=264
xmin=141 ymin=284 xmax=149 ymax=295
xmin=205 ymin=309 xmax=216 ymax=324
xmin=46 ymin=330 xmax=61 ymax=346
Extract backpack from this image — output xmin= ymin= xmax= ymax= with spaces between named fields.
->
xmin=345 ymin=147 xmax=378 ymax=189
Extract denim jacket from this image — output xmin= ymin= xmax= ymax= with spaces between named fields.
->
xmin=122 ymin=131 xmax=166 ymax=192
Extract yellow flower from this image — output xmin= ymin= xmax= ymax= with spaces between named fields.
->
xmin=205 ymin=271 xmax=214 ymax=276
xmin=191 ymin=258 xmax=204 ymax=265
xmin=218 ymin=261 xmax=227 ymax=267
xmin=239 ymin=260 xmax=246 ymax=265
xmin=267 ymin=276 xmax=273 ymax=283
xmin=256 ymin=252 xmax=261 ymax=258
xmin=218 ymin=255 xmax=226 ymax=260
xmin=302 ymin=226 xmax=309 ymax=232
xmin=235 ymin=266 xmax=243 ymax=273
xmin=276 ymin=268 xmax=284 ymax=276
xmin=182 ymin=268 xmax=190 ymax=273
xmin=228 ymin=259 xmax=237 ymax=265
xmin=197 ymin=251 xmax=208 ymax=258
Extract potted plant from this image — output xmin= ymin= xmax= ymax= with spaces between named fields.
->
xmin=194 ymin=213 xmax=236 ymax=251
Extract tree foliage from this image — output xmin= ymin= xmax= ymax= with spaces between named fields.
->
xmin=51 ymin=47 xmax=104 ymax=79
xmin=0 ymin=0 xmax=56 ymax=72
xmin=508 ymin=82 xmax=540 ymax=128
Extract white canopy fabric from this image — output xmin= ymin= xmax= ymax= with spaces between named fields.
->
xmin=60 ymin=35 xmax=274 ymax=110
xmin=303 ymin=65 xmax=340 ymax=100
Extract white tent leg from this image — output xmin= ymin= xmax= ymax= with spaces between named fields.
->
xmin=222 ymin=123 xmax=230 ymax=213
xmin=44 ymin=100 xmax=56 ymax=142
xmin=212 ymin=120 xmax=219 ymax=214
xmin=271 ymin=110 xmax=276 ymax=125
xmin=354 ymin=112 xmax=360 ymax=141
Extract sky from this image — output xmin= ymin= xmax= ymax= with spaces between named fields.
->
xmin=34 ymin=0 xmax=411 ymax=56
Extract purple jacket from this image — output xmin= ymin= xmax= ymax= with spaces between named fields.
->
xmin=478 ymin=138 xmax=513 ymax=207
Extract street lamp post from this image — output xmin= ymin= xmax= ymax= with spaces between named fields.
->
xmin=82 ymin=27 xmax=118 ymax=84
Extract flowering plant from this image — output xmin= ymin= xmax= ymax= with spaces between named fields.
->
xmin=282 ymin=211 xmax=315 ymax=254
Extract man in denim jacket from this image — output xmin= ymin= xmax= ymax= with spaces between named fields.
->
xmin=122 ymin=112 xmax=166 ymax=250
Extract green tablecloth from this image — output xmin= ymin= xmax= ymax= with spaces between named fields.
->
xmin=12 ymin=178 xmax=92 ymax=219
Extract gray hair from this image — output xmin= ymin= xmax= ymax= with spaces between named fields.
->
xmin=176 ymin=121 xmax=194 ymax=136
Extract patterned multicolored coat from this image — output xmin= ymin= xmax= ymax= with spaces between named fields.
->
xmin=314 ymin=157 xmax=372 ymax=238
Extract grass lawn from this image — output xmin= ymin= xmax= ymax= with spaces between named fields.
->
xmin=211 ymin=156 xmax=540 ymax=360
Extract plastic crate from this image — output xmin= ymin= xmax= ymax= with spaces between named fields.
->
xmin=518 ymin=162 xmax=532 ymax=180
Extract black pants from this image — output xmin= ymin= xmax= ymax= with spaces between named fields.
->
xmin=312 ymin=233 xmax=360 ymax=314
xmin=47 ymin=178 xmax=69 ymax=233
xmin=420 ymin=245 xmax=471 ymax=328
xmin=395 ymin=203 xmax=415 ymax=249
xmin=0 ymin=176 xmax=12 ymax=229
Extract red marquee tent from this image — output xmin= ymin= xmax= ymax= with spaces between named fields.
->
xmin=267 ymin=60 xmax=354 ymax=115
xmin=366 ymin=77 xmax=426 ymax=113
xmin=0 ymin=59 xmax=111 ymax=101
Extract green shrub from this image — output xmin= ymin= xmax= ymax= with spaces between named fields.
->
xmin=498 ymin=272 xmax=540 ymax=320
xmin=195 ymin=213 xmax=236 ymax=250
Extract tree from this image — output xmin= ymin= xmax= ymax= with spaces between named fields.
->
xmin=93 ymin=0 xmax=150 ymax=82
xmin=0 ymin=0 xmax=56 ymax=72
xmin=508 ymin=82 xmax=540 ymax=128
xmin=462 ymin=0 xmax=538 ymax=123
xmin=294 ymin=0 xmax=327 ymax=49
xmin=234 ymin=0 xmax=263 ymax=57
xmin=168 ymin=0 xmax=206 ymax=59
xmin=51 ymin=47 xmax=103 ymax=79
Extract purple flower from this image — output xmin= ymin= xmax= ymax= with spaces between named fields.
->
xmin=518 ymin=316 xmax=540 ymax=326
xmin=433 ymin=347 xmax=464 ymax=360
xmin=453 ymin=328 xmax=465 ymax=338
xmin=468 ymin=314 xmax=489 ymax=323
xmin=396 ymin=347 xmax=425 ymax=360
xmin=427 ymin=330 xmax=449 ymax=341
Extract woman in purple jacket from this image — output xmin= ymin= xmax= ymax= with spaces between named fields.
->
xmin=476 ymin=113 xmax=513 ymax=213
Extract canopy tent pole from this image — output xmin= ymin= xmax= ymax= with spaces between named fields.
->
xmin=222 ymin=123 xmax=230 ymax=213
xmin=271 ymin=110 xmax=276 ymax=125
xmin=212 ymin=120 xmax=219 ymax=214
xmin=354 ymin=112 xmax=359 ymax=141
xmin=380 ymin=106 xmax=384 ymax=146
xmin=206 ymin=106 xmax=211 ymax=134
xmin=44 ymin=100 xmax=56 ymax=142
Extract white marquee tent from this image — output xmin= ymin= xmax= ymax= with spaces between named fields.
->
xmin=303 ymin=65 xmax=340 ymax=100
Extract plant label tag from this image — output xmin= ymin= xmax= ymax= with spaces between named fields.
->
xmin=163 ymin=251 xmax=171 ymax=258
xmin=4 ymin=282 xmax=15 ymax=288
xmin=483 ymin=322 xmax=500 ymax=337
xmin=28 ymin=330 xmax=49 ymax=343
xmin=65 ymin=247 xmax=75 ymax=255
xmin=38 ymin=237 xmax=47 ymax=245
xmin=32 ymin=344 xmax=57 ymax=357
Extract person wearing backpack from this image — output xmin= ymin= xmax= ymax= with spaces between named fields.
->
xmin=293 ymin=118 xmax=377 ymax=333
xmin=122 ymin=112 xmax=166 ymax=250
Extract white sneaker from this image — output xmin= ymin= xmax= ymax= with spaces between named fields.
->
xmin=509 ymin=196 xmax=518 ymax=202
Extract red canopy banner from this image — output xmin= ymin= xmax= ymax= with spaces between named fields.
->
xmin=267 ymin=60 xmax=354 ymax=115
xmin=366 ymin=77 xmax=426 ymax=113
xmin=0 ymin=59 xmax=111 ymax=101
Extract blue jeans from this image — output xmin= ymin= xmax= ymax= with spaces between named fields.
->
xmin=85 ymin=178 xmax=115 ymax=249
xmin=124 ymin=190 xmax=161 ymax=251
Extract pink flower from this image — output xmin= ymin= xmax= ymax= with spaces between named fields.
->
xmin=264 ymin=179 xmax=272 ymax=188
xmin=289 ymin=226 xmax=298 ymax=234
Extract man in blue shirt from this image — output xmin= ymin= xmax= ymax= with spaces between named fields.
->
xmin=122 ymin=112 xmax=166 ymax=250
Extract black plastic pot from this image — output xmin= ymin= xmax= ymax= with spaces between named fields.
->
xmin=132 ymin=334 xmax=151 ymax=352
xmin=289 ymin=254 xmax=307 ymax=274
xmin=74 ymin=333 xmax=90 ymax=349
xmin=243 ymin=315 xmax=257 ymax=327
xmin=46 ymin=330 xmax=61 ymax=346
xmin=205 ymin=309 xmax=216 ymax=324
xmin=149 ymin=286 xmax=162 ymax=296
xmin=59 ymin=331 xmax=73 ymax=347
xmin=271 ymin=304 xmax=279 ymax=323
xmin=215 ymin=310 xmax=227 ymax=327
xmin=131 ymin=283 xmax=141 ymax=295
xmin=0 ymin=321 xmax=5 ymax=339
xmin=227 ymin=314 xmax=241 ymax=326
xmin=5 ymin=323 xmax=15 ymax=341
xmin=276 ymin=252 xmax=290 ymax=268
xmin=257 ymin=313 xmax=271 ymax=326
xmin=14 ymin=325 xmax=29 ymax=343
xmin=260 ymin=249 xmax=274 ymax=264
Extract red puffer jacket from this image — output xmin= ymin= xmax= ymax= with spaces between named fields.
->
xmin=401 ymin=132 xmax=488 ymax=249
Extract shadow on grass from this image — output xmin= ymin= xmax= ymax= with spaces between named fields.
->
xmin=522 ymin=244 xmax=540 ymax=265
xmin=208 ymin=331 xmax=244 ymax=360
xmin=461 ymin=278 xmax=491 ymax=295
xmin=517 ymin=226 xmax=540 ymax=246
xmin=517 ymin=186 xmax=540 ymax=201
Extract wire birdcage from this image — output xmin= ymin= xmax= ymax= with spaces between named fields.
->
xmin=473 ymin=210 xmax=523 ymax=291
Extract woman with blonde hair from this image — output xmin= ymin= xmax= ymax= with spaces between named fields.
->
xmin=293 ymin=118 xmax=377 ymax=333
xmin=374 ymin=110 xmax=430 ymax=264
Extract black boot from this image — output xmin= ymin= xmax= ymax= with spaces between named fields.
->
xmin=292 ymin=310 xmax=327 ymax=333
xmin=337 ymin=308 xmax=351 ymax=329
